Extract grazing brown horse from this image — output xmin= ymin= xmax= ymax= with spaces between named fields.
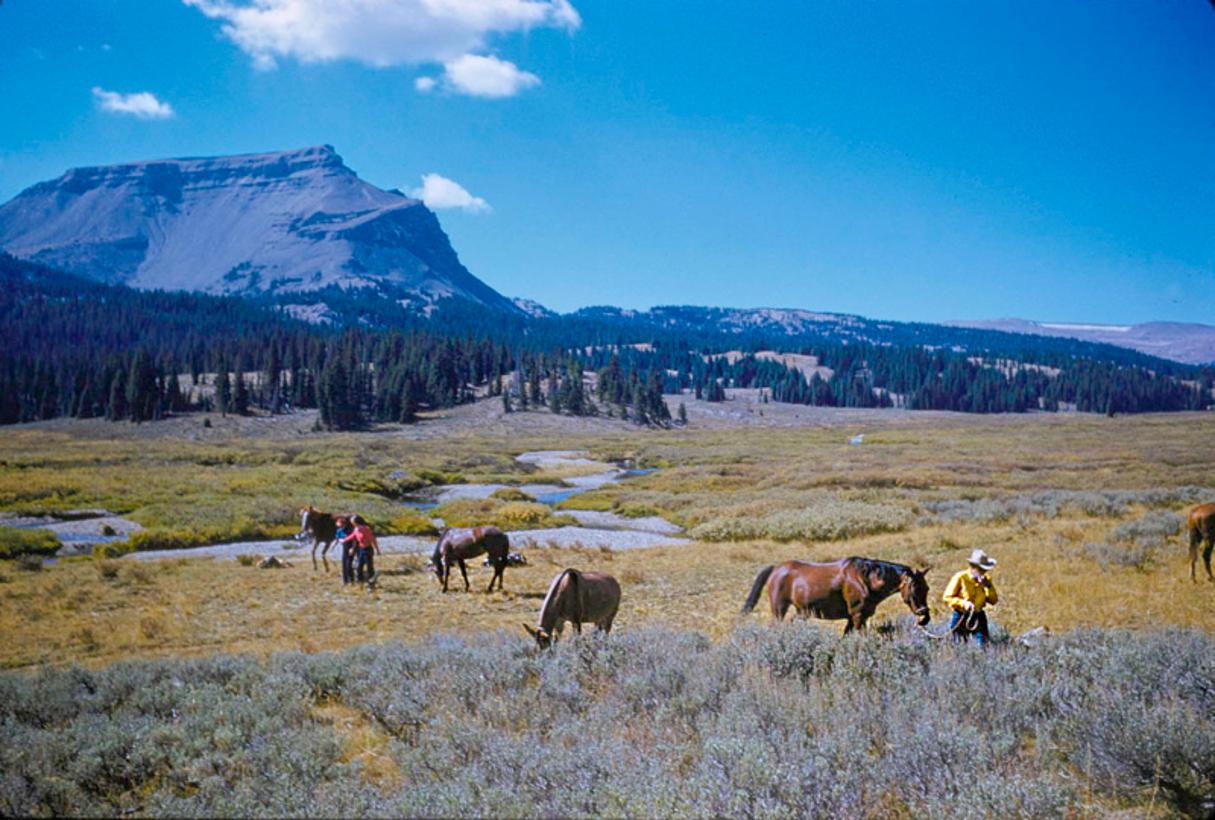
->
xmin=1189 ymin=503 xmax=1215 ymax=582
xmin=523 ymin=568 xmax=621 ymax=649
xmin=431 ymin=526 xmax=511 ymax=593
xmin=298 ymin=506 xmax=338 ymax=572
xmin=742 ymin=557 xmax=931 ymax=633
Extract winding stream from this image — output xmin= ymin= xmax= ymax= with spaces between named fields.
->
xmin=79 ymin=450 xmax=688 ymax=562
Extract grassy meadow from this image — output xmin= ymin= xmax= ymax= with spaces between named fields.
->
xmin=1 ymin=409 xmax=1214 ymax=816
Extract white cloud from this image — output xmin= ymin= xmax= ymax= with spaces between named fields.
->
xmin=408 ymin=173 xmax=491 ymax=213
xmin=414 ymin=75 xmax=437 ymax=93
xmin=91 ymin=87 xmax=175 ymax=119
xmin=183 ymin=0 xmax=579 ymax=71
xmin=440 ymin=53 xmax=539 ymax=97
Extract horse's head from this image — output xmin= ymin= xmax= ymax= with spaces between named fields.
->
xmin=297 ymin=506 xmax=315 ymax=539
xmin=901 ymin=568 xmax=931 ymax=626
xmin=430 ymin=529 xmax=450 ymax=582
xmin=522 ymin=623 xmax=553 ymax=649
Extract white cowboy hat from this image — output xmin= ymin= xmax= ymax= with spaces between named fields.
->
xmin=967 ymin=549 xmax=997 ymax=571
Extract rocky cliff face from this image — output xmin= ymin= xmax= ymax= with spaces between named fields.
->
xmin=0 ymin=145 xmax=516 ymax=311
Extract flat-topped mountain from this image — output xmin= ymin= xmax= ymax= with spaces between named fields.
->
xmin=0 ymin=145 xmax=516 ymax=311
xmin=946 ymin=318 xmax=1215 ymax=365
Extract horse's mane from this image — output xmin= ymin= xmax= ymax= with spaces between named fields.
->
xmin=537 ymin=569 xmax=575 ymax=631
xmin=849 ymin=557 xmax=913 ymax=586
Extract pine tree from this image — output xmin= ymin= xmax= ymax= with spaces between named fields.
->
xmin=233 ymin=373 xmax=250 ymax=416
xmin=266 ymin=341 xmax=283 ymax=413
xmin=215 ymin=362 xmax=231 ymax=417
xmin=399 ymin=379 xmax=418 ymax=424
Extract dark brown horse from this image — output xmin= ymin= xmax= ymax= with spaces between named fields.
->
xmin=523 ymin=568 xmax=621 ymax=649
xmin=431 ymin=526 xmax=511 ymax=593
xmin=298 ymin=506 xmax=338 ymax=572
xmin=742 ymin=557 xmax=931 ymax=633
xmin=1189 ymin=503 xmax=1215 ymax=582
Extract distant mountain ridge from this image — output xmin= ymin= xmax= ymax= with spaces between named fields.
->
xmin=1 ymin=146 xmax=1207 ymax=368
xmin=0 ymin=145 xmax=518 ymax=312
xmin=946 ymin=318 xmax=1215 ymax=365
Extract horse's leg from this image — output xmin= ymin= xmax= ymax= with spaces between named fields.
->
xmin=320 ymin=540 xmax=331 ymax=573
xmin=311 ymin=539 xmax=319 ymax=571
xmin=458 ymin=558 xmax=470 ymax=591
xmin=1204 ymin=537 xmax=1214 ymax=582
xmin=1191 ymin=527 xmax=1200 ymax=582
xmin=768 ymin=577 xmax=787 ymax=622
xmin=486 ymin=556 xmax=503 ymax=593
xmin=441 ymin=559 xmax=450 ymax=593
xmin=599 ymin=616 xmax=614 ymax=635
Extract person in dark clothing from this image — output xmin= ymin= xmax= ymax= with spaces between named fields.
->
xmin=334 ymin=516 xmax=355 ymax=585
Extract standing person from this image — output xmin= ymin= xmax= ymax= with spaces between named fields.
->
xmin=340 ymin=515 xmax=381 ymax=587
xmin=942 ymin=549 xmax=999 ymax=646
xmin=334 ymin=516 xmax=355 ymax=585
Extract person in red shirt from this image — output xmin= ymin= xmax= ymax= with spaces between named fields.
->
xmin=340 ymin=515 xmax=380 ymax=587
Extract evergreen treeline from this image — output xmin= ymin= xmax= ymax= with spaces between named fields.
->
xmin=1 ymin=254 xmax=1209 ymax=427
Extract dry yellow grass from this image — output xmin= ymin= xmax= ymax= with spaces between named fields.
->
xmin=0 ymin=410 xmax=1212 ymax=671
xmin=2 ymin=513 xmax=1209 ymax=671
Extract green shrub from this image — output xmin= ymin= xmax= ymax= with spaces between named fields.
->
xmin=690 ymin=501 xmax=910 ymax=542
xmin=1 ymin=627 xmax=1209 ymax=817
xmin=92 ymin=541 xmax=135 ymax=559
xmin=331 ymin=473 xmax=426 ymax=499
xmin=555 ymin=490 xmax=616 ymax=511
xmin=383 ymin=511 xmax=439 ymax=536
xmin=414 ymin=469 xmax=463 ymax=486
xmin=433 ymin=498 xmax=573 ymax=531
xmin=0 ymin=527 xmax=61 ymax=559
xmin=489 ymin=487 xmax=535 ymax=503
xmin=494 ymin=502 xmax=553 ymax=526
xmin=432 ymin=498 xmax=500 ymax=527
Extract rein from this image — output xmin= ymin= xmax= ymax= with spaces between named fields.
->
xmin=916 ymin=609 xmax=980 ymax=640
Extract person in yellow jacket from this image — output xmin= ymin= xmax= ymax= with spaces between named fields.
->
xmin=943 ymin=549 xmax=998 ymax=646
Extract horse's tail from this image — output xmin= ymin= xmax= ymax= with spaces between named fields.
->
xmin=741 ymin=565 xmax=775 ymax=613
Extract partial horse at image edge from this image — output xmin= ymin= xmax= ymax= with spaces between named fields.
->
xmin=1189 ymin=502 xmax=1215 ymax=582
xmin=524 ymin=568 xmax=621 ymax=649
xmin=742 ymin=556 xmax=931 ymax=632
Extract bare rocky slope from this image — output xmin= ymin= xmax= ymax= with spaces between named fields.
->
xmin=0 ymin=145 xmax=517 ymax=312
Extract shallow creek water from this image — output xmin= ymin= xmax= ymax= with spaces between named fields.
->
xmin=96 ymin=451 xmax=687 ymax=562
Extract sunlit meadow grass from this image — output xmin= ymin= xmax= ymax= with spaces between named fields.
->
xmin=1 ymin=411 xmax=1213 ymax=816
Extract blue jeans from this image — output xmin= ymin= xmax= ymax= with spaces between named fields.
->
xmin=341 ymin=544 xmax=356 ymax=584
xmin=356 ymin=547 xmax=375 ymax=583
xmin=949 ymin=609 xmax=990 ymax=647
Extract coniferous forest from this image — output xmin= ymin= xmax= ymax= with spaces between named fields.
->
xmin=1 ymin=254 xmax=1211 ymax=429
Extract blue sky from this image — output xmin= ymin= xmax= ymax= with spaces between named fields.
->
xmin=2 ymin=1 xmax=1213 ymax=323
